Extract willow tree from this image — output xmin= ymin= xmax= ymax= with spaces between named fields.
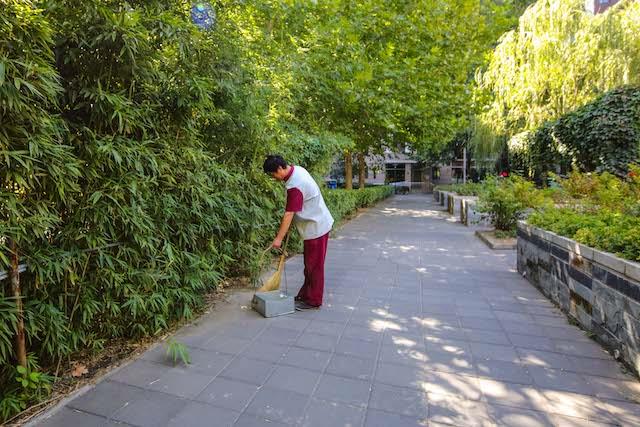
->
xmin=476 ymin=0 xmax=640 ymax=139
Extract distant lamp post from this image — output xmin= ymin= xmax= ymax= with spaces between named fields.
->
xmin=191 ymin=2 xmax=216 ymax=30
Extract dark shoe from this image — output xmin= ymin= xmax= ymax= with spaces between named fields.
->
xmin=295 ymin=301 xmax=320 ymax=311
xmin=294 ymin=296 xmax=304 ymax=302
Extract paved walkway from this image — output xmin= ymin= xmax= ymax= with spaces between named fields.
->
xmin=36 ymin=195 xmax=640 ymax=427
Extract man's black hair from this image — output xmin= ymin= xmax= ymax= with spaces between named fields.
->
xmin=263 ymin=154 xmax=288 ymax=173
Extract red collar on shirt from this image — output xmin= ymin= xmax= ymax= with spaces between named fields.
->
xmin=284 ymin=165 xmax=295 ymax=182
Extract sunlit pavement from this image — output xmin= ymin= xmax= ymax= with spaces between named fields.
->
xmin=35 ymin=195 xmax=640 ymax=427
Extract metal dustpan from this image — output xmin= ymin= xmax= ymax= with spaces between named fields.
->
xmin=252 ymin=235 xmax=294 ymax=317
xmin=256 ymin=249 xmax=286 ymax=292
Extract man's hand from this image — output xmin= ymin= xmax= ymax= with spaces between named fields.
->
xmin=271 ymin=237 xmax=283 ymax=249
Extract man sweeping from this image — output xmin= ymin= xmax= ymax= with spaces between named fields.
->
xmin=263 ymin=155 xmax=334 ymax=310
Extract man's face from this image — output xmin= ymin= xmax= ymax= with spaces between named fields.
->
xmin=270 ymin=166 xmax=289 ymax=181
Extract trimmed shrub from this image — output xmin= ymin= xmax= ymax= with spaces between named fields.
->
xmin=434 ymin=182 xmax=483 ymax=196
xmin=476 ymin=176 xmax=547 ymax=232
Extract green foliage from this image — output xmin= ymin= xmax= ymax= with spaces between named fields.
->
xmin=0 ymin=354 xmax=53 ymax=422
xmin=553 ymin=87 xmax=640 ymax=177
xmin=528 ymin=167 xmax=640 ymax=262
xmin=477 ymin=176 xmax=547 ymax=231
xmin=476 ymin=0 xmax=640 ymax=138
xmin=165 ymin=339 xmax=190 ymax=366
xmin=323 ymin=187 xmax=394 ymax=225
xmin=530 ymin=209 xmax=640 ymax=262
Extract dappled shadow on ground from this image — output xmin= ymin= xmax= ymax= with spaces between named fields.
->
xmin=37 ymin=195 xmax=640 ymax=427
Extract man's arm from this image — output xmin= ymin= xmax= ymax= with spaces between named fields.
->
xmin=272 ymin=211 xmax=294 ymax=249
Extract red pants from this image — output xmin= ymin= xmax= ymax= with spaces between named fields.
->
xmin=297 ymin=232 xmax=329 ymax=307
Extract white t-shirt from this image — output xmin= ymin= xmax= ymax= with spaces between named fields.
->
xmin=285 ymin=166 xmax=334 ymax=240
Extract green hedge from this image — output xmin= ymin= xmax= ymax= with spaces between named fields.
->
xmin=324 ymin=186 xmax=394 ymax=224
xmin=529 ymin=209 xmax=640 ymax=263
xmin=528 ymin=167 xmax=640 ymax=262
xmin=434 ymin=182 xmax=483 ymax=196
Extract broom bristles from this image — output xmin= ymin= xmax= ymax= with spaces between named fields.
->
xmin=257 ymin=255 xmax=285 ymax=292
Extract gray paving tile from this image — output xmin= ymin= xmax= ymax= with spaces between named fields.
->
xmin=219 ymin=357 xmax=276 ymax=385
xmin=37 ymin=407 xmax=112 ymax=427
xmin=279 ymin=347 xmax=332 ymax=372
xmin=243 ymin=341 xmax=289 ymax=363
xmin=295 ymin=333 xmax=339 ymax=352
xmin=528 ymin=367 xmax=595 ymax=395
xmin=167 ymin=401 xmax=239 ymax=427
xmin=146 ymin=366 xmax=214 ymax=398
xmin=363 ymin=409 xmax=428 ymax=427
xmin=244 ymin=387 xmax=309 ymax=425
xmin=369 ymin=382 xmax=428 ymax=417
xmin=257 ymin=326 xmax=303 ymax=345
xmin=335 ymin=337 xmax=379 ymax=360
xmin=264 ymin=365 xmax=321 ymax=395
xmin=67 ymin=380 xmax=141 ymax=417
xmin=314 ymin=374 xmax=371 ymax=407
xmin=195 ymin=377 xmax=259 ymax=411
xmin=475 ymin=360 xmax=533 ymax=385
xmin=459 ymin=316 xmax=503 ymax=332
xmin=486 ymin=404 xmax=554 ymax=427
xmin=552 ymin=339 xmax=613 ymax=360
xmin=564 ymin=355 xmax=630 ymax=380
xmin=428 ymin=393 xmax=493 ymax=427
xmin=233 ymin=413 xmax=288 ymax=427
xmin=508 ymin=333 xmax=555 ymax=352
xmin=300 ymin=399 xmax=365 ymax=427
xmin=517 ymin=349 xmax=574 ymax=371
xmin=111 ymin=389 xmax=187 ymax=427
xmin=326 ymin=353 xmax=376 ymax=381
xmin=501 ymin=321 xmax=548 ymax=337
xmin=463 ymin=329 xmax=511 ymax=346
xmin=478 ymin=378 xmax=550 ymax=412
xmin=470 ymin=342 xmax=520 ymax=363
xmin=141 ymin=346 xmax=233 ymax=375
xmin=583 ymin=374 xmax=640 ymax=401
xmin=342 ymin=324 xmax=383 ymax=343
xmin=107 ymin=359 xmax=167 ymax=389
xmin=424 ymin=337 xmax=471 ymax=355
xmin=201 ymin=335 xmax=252 ymax=355
xmin=306 ymin=320 xmax=346 ymax=337
xmin=379 ymin=345 xmax=428 ymax=367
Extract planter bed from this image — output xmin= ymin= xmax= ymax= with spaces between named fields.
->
xmin=517 ymin=221 xmax=640 ymax=375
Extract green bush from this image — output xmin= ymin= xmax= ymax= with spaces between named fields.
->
xmin=324 ymin=187 xmax=394 ymax=224
xmin=529 ymin=209 xmax=640 ymax=262
xmin=553 ymin=87 xmax=640 ymax=178
xmin=528 ymin=166 xmax=640 ymax=262
xmin=476 ymin=176 xmax=548 ymax=231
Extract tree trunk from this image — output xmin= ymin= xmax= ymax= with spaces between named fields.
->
xmin=358 ymin=152 xmax=366 ymax=190
xmin=9 ymin=239 xmax=27 ymax=367
xmin=345 ymin=152 xmax=353 ymax=190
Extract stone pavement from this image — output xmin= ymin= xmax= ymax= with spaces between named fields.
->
xmin=35 ymin=195 xmax=640 ymax=427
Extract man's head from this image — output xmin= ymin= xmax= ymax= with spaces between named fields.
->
xmin=263 ymin=154 xmax=290 ymax=181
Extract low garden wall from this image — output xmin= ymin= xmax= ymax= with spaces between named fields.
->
xmin=517 ymin=221 xmax=640 ymax=375
xmin=433 ymin=190 xmax=490 ymax=228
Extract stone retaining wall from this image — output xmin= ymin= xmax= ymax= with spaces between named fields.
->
xmin=517 ymin=221 xmax=640 ymax=375
xmin=434 ymin=190 xmax=491 ymax=228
